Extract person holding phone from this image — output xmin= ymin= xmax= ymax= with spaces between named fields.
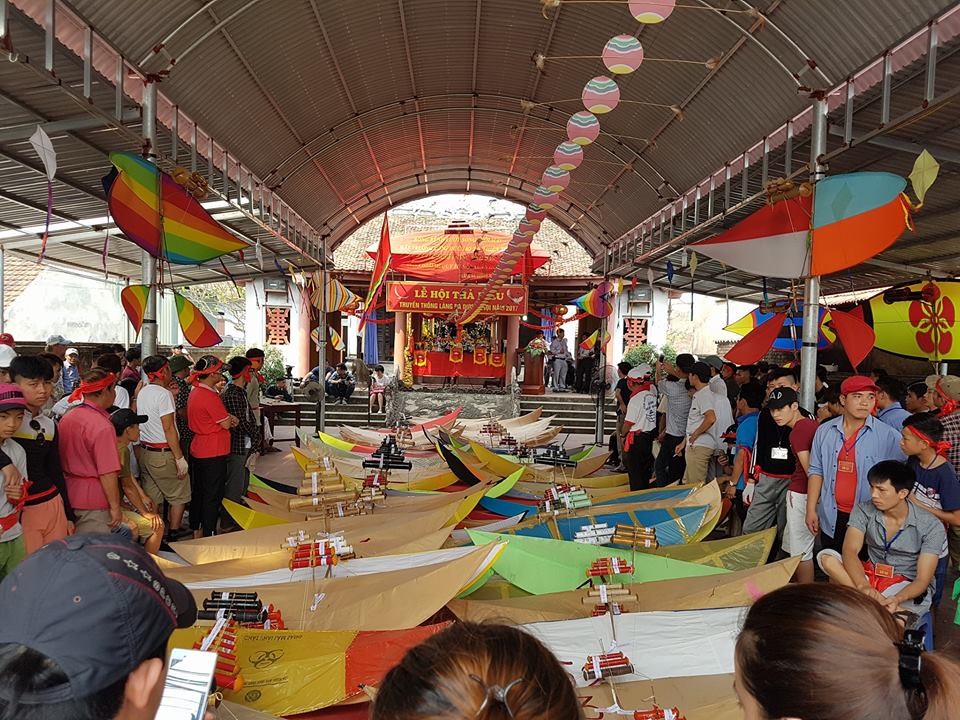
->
xmin=0 ymin=533 xmax=207 ymax=719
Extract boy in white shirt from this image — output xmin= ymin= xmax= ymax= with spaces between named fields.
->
xmin=678 ymin=361 xmax=732 ymax=484
xmin=136 ymin=356 xmax=190 ymax=539
xmin=621 ymin=364 xmax=658 ymax=491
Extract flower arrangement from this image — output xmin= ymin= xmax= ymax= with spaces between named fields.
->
xmin=524 ymin=336 xmax=549 ymax=357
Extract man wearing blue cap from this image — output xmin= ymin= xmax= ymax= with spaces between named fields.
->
xmin=0 ymin=534 xmax=200 ymax=719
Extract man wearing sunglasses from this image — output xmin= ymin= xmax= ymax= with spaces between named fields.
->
xmin=9 ymin=356 xmax=73 ymax=553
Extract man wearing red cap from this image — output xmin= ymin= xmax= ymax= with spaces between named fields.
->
xmin=806 ymin=375 xmax=905 ymax=553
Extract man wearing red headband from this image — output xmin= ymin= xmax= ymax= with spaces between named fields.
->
xmin=925 ymin=373 xmax=960 ymax=569
xmin=57 ymin=368 xmax=122 ymax=535
xmin=221 ymin=356 xmax=260 ymax=529
xmin=186 ymin=356 xmax=238 ymax=537
xmin=137 ymin=356 xmax=190 ymax=541
xmin=900 ymin=412 xmax=960 ymax=609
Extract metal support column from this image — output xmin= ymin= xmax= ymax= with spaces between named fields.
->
xmin=0 ymin=245 xmax=5 ymax=334
xmin=316 ymin=235 xmax=328 ymax=434
xmin=799 ymin=95 xmax=828 ymax=412
xmin=141 ymin=79 xmax=159 ymax=357
xmin=594 ymin=248 xmax=610 ymax=445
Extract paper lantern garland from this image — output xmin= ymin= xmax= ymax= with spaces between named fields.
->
xmin=553 ymin=142 xmax=584 ymax=171
xmin=541 ymin=166 xmax=571 ymax=192
xmin=566 ymin=111 xmax=601 ymax=145
xmin=602 ymin=35 xmax=645 ymax=74
xmin=518 ymin=220 xmax=540 ymax=236
xmin=533 ymin=186 xmax=559 ymax=209
xmin=525 ymin=203 xmax=547 ymax=223
xmin=581 ymin=76 xmax=620 ymax=114
xmin=629 ymin=0 xmax=676 ymax=23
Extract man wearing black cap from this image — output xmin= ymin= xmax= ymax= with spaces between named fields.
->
xmin=0 ymin=534 xmax=199 ymax=719
xmin=112 ymin=409 xmax=165 ymax=555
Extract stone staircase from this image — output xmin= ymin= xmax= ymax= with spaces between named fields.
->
xmin=520 ymin=392 xmax=618 ymax=435
xmin=273 ymin=388 xmax=390 ymax=430
xmin=275 ymin=388 xmax=616 ymax=435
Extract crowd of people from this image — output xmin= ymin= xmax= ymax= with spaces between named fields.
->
xmin=612 ymin=354 xmax=960 ymax=623
xmin=0 ymin=335 xmax=278 ymax=583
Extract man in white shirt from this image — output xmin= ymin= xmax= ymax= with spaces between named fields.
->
xmin=548 ymin=329 xmax=571 ymax=392
xmin=621 ymin=364 xmax=658 ymax=491
xmin=703 ymin=355 xmax=730 ymax=400
xmin=136 ymin=356 xmax=190 ymax=539
xmin=94 ymin=353 xmax=129 ymax=409
xmin=677 ymin=361 xmax=731 ymax=484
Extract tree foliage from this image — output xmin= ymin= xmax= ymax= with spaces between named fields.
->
xmin=180 ymin=282 xmax=246 ymax=334
xmin=622 ymin=342 xmax=677 ymax=369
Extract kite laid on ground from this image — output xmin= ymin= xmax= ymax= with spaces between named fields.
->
xmin=692 ymin=153 xmax=940 ymax=279
xmin=104 ymin=152 xmax=248 ymax=264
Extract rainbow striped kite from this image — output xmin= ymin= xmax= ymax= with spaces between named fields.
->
xmin=174 ymin=293 xmax=222 ymax=347
xmin=359 ymin=213 xmax=391 ymax=331
xmin=104 ymin=152 xmax=248 ymax=264
xmin=120 ymin=284 xmax=150 ymax=336
xmin=572 ymin=281 xmax=614 ymax=318
xmin=578 ymin=329 xmax=611 ymax=351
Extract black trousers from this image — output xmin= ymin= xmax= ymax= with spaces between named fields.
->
xmin=326 ymin=381 xmax=355 ymax=400
xmin=820 ymin=510 xmax=852 ymax=554
xmin=654 ymin=433 xmax=686 ymax=487
xmin=625 ymin=431 xmax=655 ymax=491
xmin=575 ymin=358 xmax=594 ymax=393
xmin=190 ymin=454 xmax=228 ymax=537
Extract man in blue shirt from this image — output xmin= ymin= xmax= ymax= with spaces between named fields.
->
xmin=725 ymin=381 xmax=764 ymax=533
xmin=806 ymin=376 xmax=905 ymax=553
xmin=876 ymin=376 xmax=910 ymax=430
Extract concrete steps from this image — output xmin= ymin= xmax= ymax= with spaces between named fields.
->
xmin=520 ymin=392 xmax=617 ymax=434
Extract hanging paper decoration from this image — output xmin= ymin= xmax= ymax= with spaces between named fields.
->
xmin=554 ymin=142 xmax=584 ymax=171
xmin=533 ymin=186 xmax=559 ymax=209
xmin=647 ymin=267 xmax=655 ymax=290
xmin=665 ymin=260 xmax=675 ymax=284
xmin=525 ymin=204 xmax=547 ymax=224
xmin=629 ymin=0 xmax=676 ymax=24
xmin=120 ymin=284 xmax=150 ymax=336
xmin=541 ymin=167 xmax=571 ymax=193
xmin=572 ymin=281 xmax=614 ymax=318
xmin=359 ymin=213 xmax=391 ymax=330
xmin=566 ymin=111 xmax=601 ymax=146
xmin=254 ymin=238 xmax=264 ymax=270
xmin=908 ymin=149 xmax=939 ymax=207
xmin=602 ymin=35 xmax=644 ymax=74
xmin=28 ymin=126 xmax=57 ymax=263
xmin=329 ymin=325 xmax=346 ymax=352
xmin=174 ymin=293 xmax=222 ymax=347
xmin=616 ymin=277 xmax=624 ymax=295
xmin=518 ymin=220 xmax=540 ymax=237
xmin=689 ymin=251 xmax=698 ymax=276
xmin=308 ymin=271 xmax=361 ymax=312
xmin=103 ymin=152 xmax=248 ymax=264
xmin=581 ymin=76 xmax=620 ymax=114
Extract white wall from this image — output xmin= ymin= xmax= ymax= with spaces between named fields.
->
xmin=245 ymin=278 xmax=310 ymax=375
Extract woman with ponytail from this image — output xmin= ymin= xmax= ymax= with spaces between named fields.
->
xmin=735 ymin=583 xmax=960 ymax=720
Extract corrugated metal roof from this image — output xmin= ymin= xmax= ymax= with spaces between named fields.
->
xmin=0 ymin=0 xmax=956 ymax=300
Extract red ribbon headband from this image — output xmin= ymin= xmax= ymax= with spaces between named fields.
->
xmin=68 ymin=372 xmax=117 ymax=402
xmin=906 ymin=424 xmax=952 ymax=457
xmin=231 ymin=365 xmax=252 ymax=382
xmin=934 ymin=381 xmax=958 ymax=418
xmin=189 ymin=358 xmax=224 ymax=386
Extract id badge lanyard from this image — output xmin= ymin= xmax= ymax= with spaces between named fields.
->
xmin=838 ymin=426 xmax=865 ymax=473
xmin=880 ymin=522 xmax=906 ymax=563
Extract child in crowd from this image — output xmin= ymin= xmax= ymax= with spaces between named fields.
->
xmin=111 ymin=409 xmax=165 ymax=554
xmin=0 ymin=385 xmax=30 ymax=579
xmin=899 ymin=412 xmax=960 ymax=609
xmin=369 ymin=365 xmax=389 ymax=414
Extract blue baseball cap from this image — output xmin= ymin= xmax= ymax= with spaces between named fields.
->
xmin=0 ymin=534 xmax=196 ymax=702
